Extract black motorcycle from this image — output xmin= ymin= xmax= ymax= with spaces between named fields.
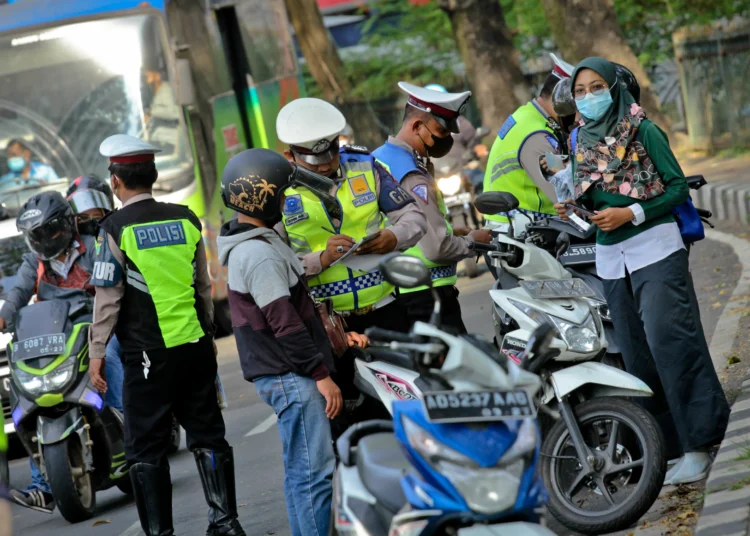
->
xmin=7 ymin=294 xmax=131 ymax=522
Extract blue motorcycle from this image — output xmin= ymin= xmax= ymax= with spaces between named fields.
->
xmin=332 ymin=255 xmax=556 ymax=536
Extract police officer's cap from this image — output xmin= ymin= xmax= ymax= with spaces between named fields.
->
xmin=398 ymin=82 xmax=471 ymax=134
xmin=276 ymin=98 xmax=346 ymax=165
xmin=100 ymin=134 xmax=161 ymax=165
xmin=550 ymin=53 xmax=575 ymax=80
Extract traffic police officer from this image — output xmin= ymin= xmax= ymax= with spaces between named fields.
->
xmin=373 ymin=83 xmax=491 ymax=333
xmin=88 ymin=135 xmax=245 ymax=536
xmin=482 ymin=54 xmax=575 ymax=223
xmin=274 ymin=98 xmax=427 ymax=335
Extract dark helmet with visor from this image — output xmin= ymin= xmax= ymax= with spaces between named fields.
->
xmin=221 ymin=148 xmax=339 ymax=224
xmin=66 ymin=175 xmax=114 ymax=214
xmin=17 ymin=191 xmax=75 ymax=261
xmin=612 ymin=63 xmax=641 ymax=104
xmin=552 ymin=77 xmax=577 ymax=119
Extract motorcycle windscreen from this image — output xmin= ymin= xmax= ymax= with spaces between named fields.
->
xmin=518 ymin=132 xmax=560 ymax=203
xmin=12 ymin=300 xmax=71 ymax=362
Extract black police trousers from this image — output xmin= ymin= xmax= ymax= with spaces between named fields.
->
xmin=396 ymin=286 xmax=467 ymax=334
xmin=122 ymin=335 xmax=229 ymax=467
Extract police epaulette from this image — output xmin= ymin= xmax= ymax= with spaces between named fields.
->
xmin=343 ymin=144 xmax=370 ymax=154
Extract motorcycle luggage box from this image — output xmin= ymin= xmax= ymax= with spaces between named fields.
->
xmin=356 ymin=433 xmax=410 ymax=514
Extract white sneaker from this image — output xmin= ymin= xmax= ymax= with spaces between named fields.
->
xmin=664 ymin=452 xmax=712 ymax=485
xmin=664 ymin=456 xmax=685 ymax=485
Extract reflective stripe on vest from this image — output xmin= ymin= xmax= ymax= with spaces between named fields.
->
xmin=483 ymin=101 xmax=557 ymax=223
xmin=374 ymin=148 xmax=458 ymax=293
xmin=119 ymin=218 xmax=205 ymax=348
xmin=282 ymin=154 xmax=393 ymax=311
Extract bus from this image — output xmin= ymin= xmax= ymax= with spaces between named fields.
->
xmin=0 ymin=0 xmax=304 ymax=436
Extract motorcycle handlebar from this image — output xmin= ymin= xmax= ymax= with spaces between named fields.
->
xmin=696 ymin=208 xmax=712 ymax=218
xmin=365 ymin=327 xmax=415 ymax=344
xmin=366 ymin=347 xmax=416 ymax=370
xmin=470 ymin=242 xmax=499 ymax=252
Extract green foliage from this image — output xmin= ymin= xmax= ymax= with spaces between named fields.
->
xmin=613 ymin=0 xmax=750 ymax=67
xmin=499 ymin=0 xmax=556 ymax=61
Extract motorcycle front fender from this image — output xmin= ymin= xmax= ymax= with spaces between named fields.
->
xmin=37 ymin=407 xmax=84 ymax=446
xmin=543 ymin=362 xmax=653 ymax=404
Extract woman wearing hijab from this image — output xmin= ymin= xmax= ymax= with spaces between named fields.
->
xmin=555 ymin=57 xmax=729 ymax=486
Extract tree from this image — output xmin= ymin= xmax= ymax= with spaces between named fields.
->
xmin=540 ymin=0 xmax=671 ymax=129
xmin=284 ymin=0 xmax=351 ymax=104
xmin=437 ymin=0 xmax=530 ymax=127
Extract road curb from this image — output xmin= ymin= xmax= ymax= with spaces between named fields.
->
xmin=696 ymin=230 xmax=750 ymax=536
xmin=693 ymin=180 xmax=750 ymax=226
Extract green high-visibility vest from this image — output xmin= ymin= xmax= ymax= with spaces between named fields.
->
xmin=282 ymin=158 xmax=393 ymax=311
xmin=483 ymin=101 xmax=557 ymax=222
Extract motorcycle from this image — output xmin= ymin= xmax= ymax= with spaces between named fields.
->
xmin=334 ymin=254 xmax=554 ymax=536
xmin=7 ymin=293 xmax=131 ymax=522
xmin=473 ymin=191 xmax=667 ymax=535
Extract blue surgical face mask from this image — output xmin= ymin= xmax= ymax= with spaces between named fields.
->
xmin=577 ymin=90 xmax=614 ymax=121
xmin=7 ymin=156 xmax=26 ymax=172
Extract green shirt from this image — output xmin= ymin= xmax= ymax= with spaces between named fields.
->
xmin=575 ymin=120 xmax=689 ymax=246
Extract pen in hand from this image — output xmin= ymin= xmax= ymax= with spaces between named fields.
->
xmin=321 ymin=226 xmax=336 ymax=235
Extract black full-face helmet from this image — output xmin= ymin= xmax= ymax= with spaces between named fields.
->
xmin=17 ymin=191 xmax=75 ymax=260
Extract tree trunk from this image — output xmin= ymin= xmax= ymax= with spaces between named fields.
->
xmin=540 ymin=0 xmax=671 ymax=130
xmin=437 ymin=0 xmax=530 ymax=129
xmin=284 ymin=0 xmax=351 ymax=104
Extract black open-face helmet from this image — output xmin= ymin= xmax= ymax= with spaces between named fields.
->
xmin=17 ymin=191 xmax=75 ymax=260
xmin=612 ymin=63 xmax=641 ymax=104
xmin=220 ymin=148 xmax=338 ymax=224
xmin=552 ymin=77 xmax=577 ymax=119
xmin=66 ymin=175 xmax=114 ymax=235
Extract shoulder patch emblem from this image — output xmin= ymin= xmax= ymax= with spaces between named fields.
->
xmin=412 ymin=184 xmax=429 ymax=204
xmin=498 ymin=115 xmax=517 ymax=140
xmin=349 ymin=175 xmax=371 ymax=197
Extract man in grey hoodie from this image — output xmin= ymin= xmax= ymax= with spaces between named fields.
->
xmin=217 ymin=148 xmax=366 ymax=536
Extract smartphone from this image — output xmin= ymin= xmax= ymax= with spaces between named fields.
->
xmin=564 ymin=202 xmax=596 ymax=218
xmin=361 ymin=231 xmax=381 ymax=244
xmin=544 ymin=153 xmax=568 ymax=173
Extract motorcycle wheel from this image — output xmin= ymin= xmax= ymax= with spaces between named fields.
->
xmin=45 ymin=436 xmax=96 ymax=523
xmin=167 ymin=415 xmax=181 ymax=454
xmin=462 ymin=257 xmax=480 ymax=279
xmin=541 ymin=398 xmax=666 ymax=535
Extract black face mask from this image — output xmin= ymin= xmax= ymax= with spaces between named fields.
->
xmin=420 ymin=125 xmax=454 ymax=159
xmin=76 ymin=216 xmax=100 ymax=236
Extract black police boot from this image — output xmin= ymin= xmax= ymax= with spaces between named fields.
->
xmin=194 ymin=448 xmax=246 ymax=536
xmin=129 ymin=463 xmax=174 ymax=536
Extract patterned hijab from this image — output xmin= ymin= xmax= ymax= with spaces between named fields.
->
xmin=570 ymin=57 xmax=664 ymax=201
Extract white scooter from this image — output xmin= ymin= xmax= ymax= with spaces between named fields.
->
xmin=472 ymin=191 xmax=667 ymax=535
xmin=336 ymin=254 xmax=553 ymax=536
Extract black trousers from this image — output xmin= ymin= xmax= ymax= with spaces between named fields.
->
xmin=122 ymin=335 xmax=228 ymax=467
xmin=396 ymin=285 xmax=467 ymax=334
xmin=603 ymin=249 xmax=729 ymax=457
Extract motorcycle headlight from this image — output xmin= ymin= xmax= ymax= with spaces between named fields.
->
xmin=403 ymin=416 xmax=535 ymax=514
xmin=586 ymin=298 xmax=611 ymax=322
xmin=437 ymin=175 xmax=462 ymax=196
xmin=509 ymin=299 xmax=600 ymax=354
xmin=13 ymin=358 xmax=76 ymax=397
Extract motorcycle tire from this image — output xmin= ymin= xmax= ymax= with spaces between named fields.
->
xmin=541 ymin=398 xmax=666 ymax=535
xmin=462 ymin=257 xmax=480 ymax=279
xmin=167 ymin=416 xmax=181 ymax=454
xmin=45 ymin=436 xmax=96 ymax=523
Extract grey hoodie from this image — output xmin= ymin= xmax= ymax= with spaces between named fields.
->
xmin=217 ymin=221 xmax=334 ymax=381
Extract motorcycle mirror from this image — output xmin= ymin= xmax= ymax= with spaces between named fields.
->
xmin=474 ymin=192 xmax=519 ymax=216
xmin=522 ymin=323 xmax=558 ymax=371
xmin=379 ymin=254 xmax=432 ymax=290
xmin=555 ymin=232 xmax=571 ymax=259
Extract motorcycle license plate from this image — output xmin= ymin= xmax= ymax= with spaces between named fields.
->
xmin=560 ymin=244 xmax=597 ymax=265
xmin=13 ymin=333 xmax=66 ymax=361
xmin=520 ymin=278 xmax=595 ymax=299
xmin=422 ymin=389 xmax=536 ymax=423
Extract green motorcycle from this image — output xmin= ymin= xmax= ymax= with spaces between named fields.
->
xmin=7 ymin=295 xmax=130 ymax=523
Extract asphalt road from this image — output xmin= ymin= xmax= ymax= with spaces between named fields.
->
xmin=5 ymin=238 xmax=739 ymax=536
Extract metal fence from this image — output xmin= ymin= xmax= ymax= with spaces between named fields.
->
xmin=674 ymin=19 xmax=750 ymax=152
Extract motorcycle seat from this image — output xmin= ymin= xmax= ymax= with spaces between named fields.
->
xmin=356 ymin=432 xmax=411 ymax=514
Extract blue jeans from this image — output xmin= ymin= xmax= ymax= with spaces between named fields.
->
xmin=254 ymin=373 xmax=335 ymax=536
xmin=28 ymin=336 xmax=124 ymax=492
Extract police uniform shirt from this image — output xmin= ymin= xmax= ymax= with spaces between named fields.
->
xmin=274 ymin=160 xmax=427 ymax=276
xmin=88 ymin=193 xmax=215 ymax=358
xmin=387 ymin=136 xmax=473 ymax=264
